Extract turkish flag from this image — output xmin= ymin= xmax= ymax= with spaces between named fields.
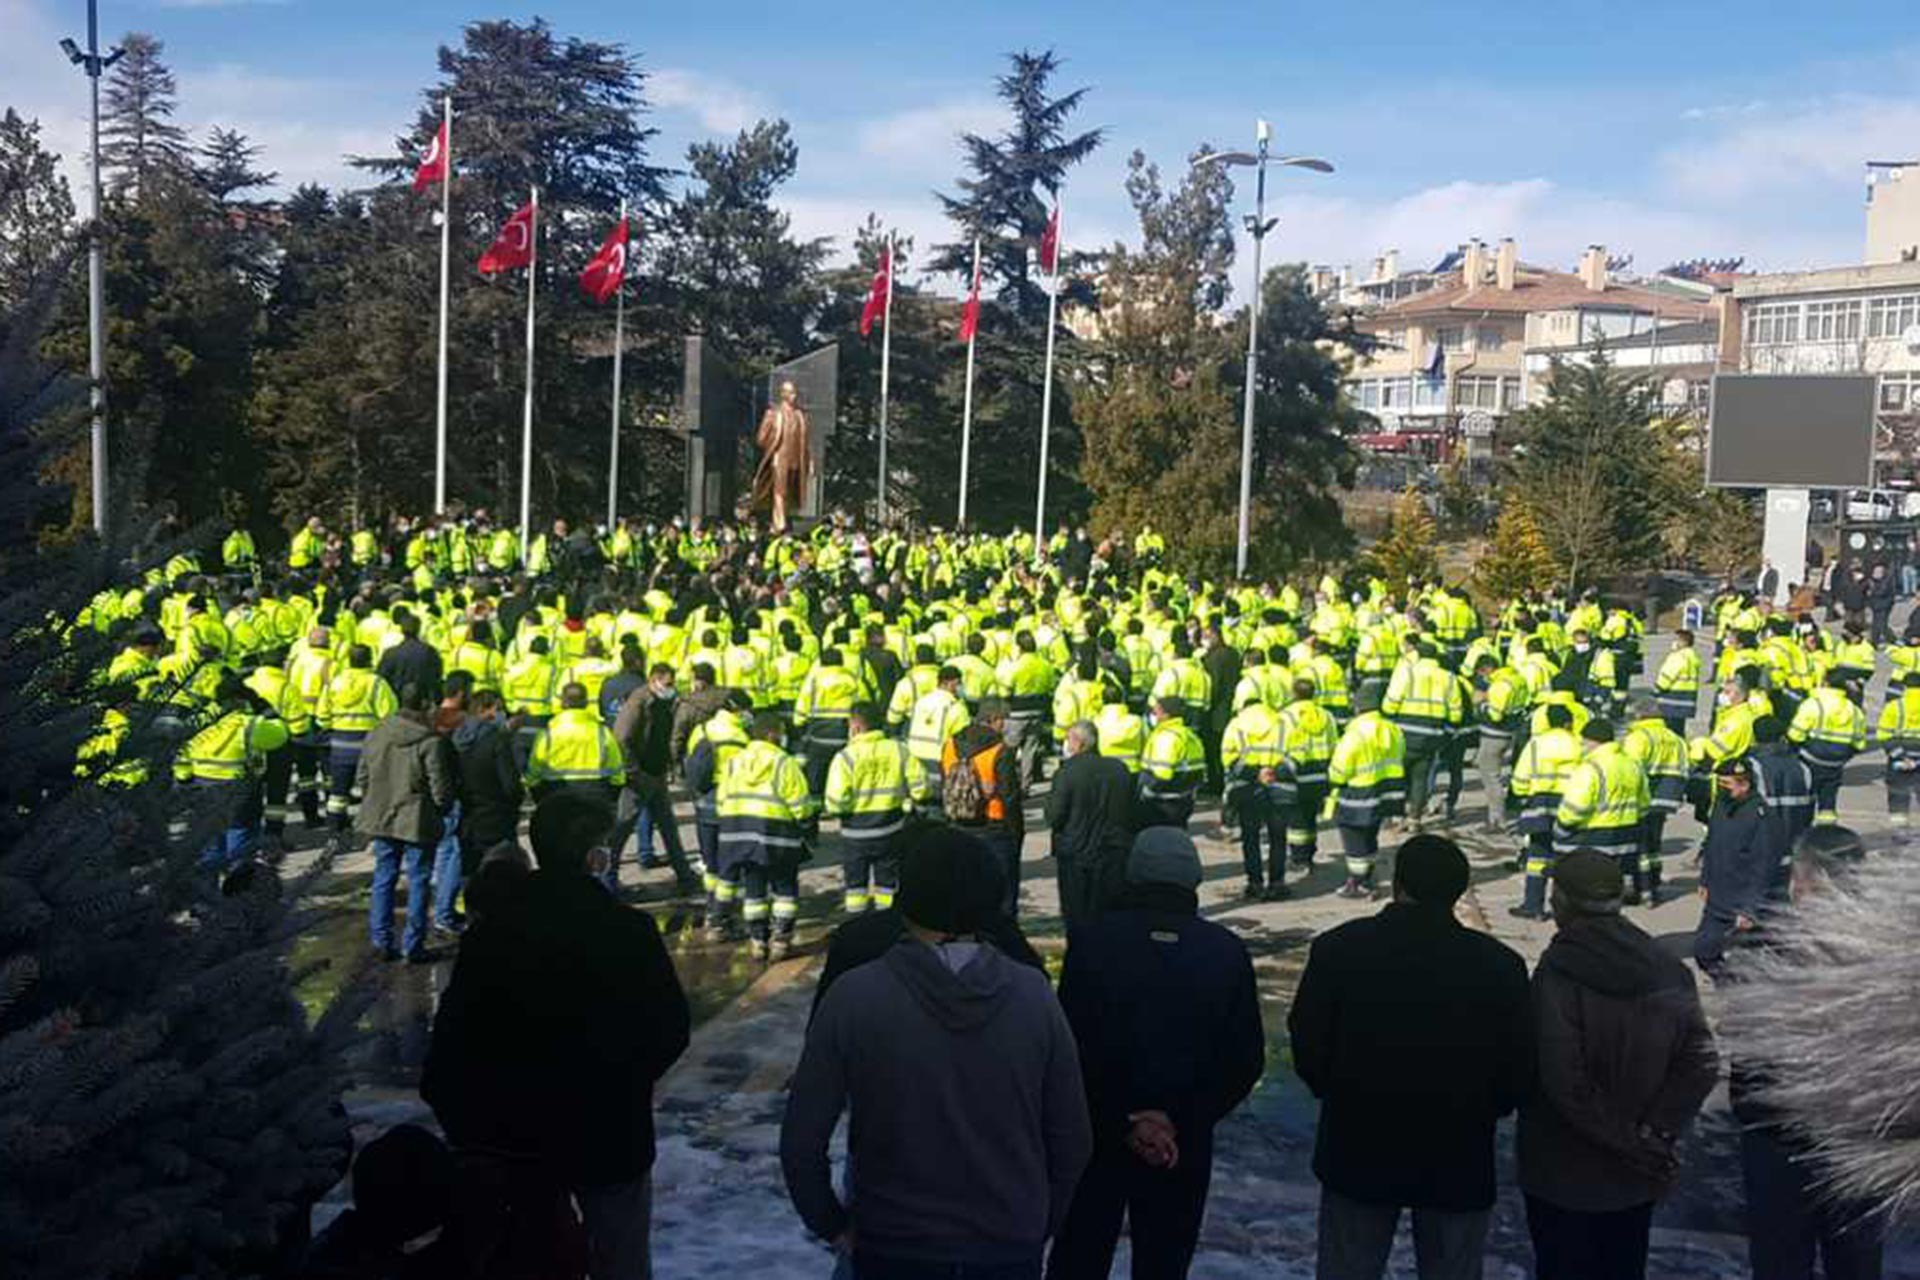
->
xmin=580 ymin=217 xmax=630 ymax=304
xmin=412 ymin=120 xmax=448 ymax=193
xmin=478 ymin=200 xmax=535 ymax=275
xmin=1039 ymin=204 xmax=1061 ymax=275
xmin=859 ymin=246 xmax=891 ymax=338
xmin=958 ymin=254 xmax=981 ymax=342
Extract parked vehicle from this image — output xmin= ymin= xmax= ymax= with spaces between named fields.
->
xmin=1843 ymin=489 xmax=1920 ymax=522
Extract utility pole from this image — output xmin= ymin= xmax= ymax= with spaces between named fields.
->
xmin=61 ymin=3 xmax=123 ymax=538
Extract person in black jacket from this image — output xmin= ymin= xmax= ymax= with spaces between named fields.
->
xmin=811 ymin=823 xmax=1045 ymax=1016
xmin=1046 ymin=720 xmax=1137 ymax=927
xmin=1694 ymin=757 xmax=1773 ymax=981
xmin=450 ymin=690 xmax=522 ymax=873
xmin=375 ymin=608 xmax=444 ymax=704
xmin=422 ymin=792 xmax=689 ymax=1280
xmin=1047 ymin=826 xmax=1264 ymax=1280
xmin=1288 ymin=834 xmax=1532 ymax=1280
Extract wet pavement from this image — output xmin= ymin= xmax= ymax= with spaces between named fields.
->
xmin=296 ymin=633 xmax=1920 ymax=1276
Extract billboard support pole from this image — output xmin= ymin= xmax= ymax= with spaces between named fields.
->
xmin=1761 ymin=488 xmax=1809 ymax=608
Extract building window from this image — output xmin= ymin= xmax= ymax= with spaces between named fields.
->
xmin=1352 ymin=380 xmax=1380 ymax=409
xmin=1433 ymin=326 xmax=1467 ymax=352
xmin=1689 ymin=380 xmax=1712 ymax=412
xmin=1476 ymin=325 xmax=1505 ymax=351
xmin=1501 ymin=377 xmax=1521 ymax=410
xmin=1380 ymin=377 xmax=1410 ymax=409
xmin=1413 ymin=378 xmax=1447 ymax=409
xmin=1384 ymin=327 xmax=1408 ymax=351
xmin=1744 ymin=302 xmax=1800 ymax=346
xmin=1881 ymin=372 xmax=1918 ymax=413
xmin=1867 ymin=294 xmax=1920 ymax=338
xmin=1454 ymin=375 xmax=1503 ymax=409
xmin=1804 ymin=300 xmax=1862 ymax=343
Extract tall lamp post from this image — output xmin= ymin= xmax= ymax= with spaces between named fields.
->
xmin=1193 ymin=121 xmax=1331 ymax=579
xmin=60 ymin=4 xmax=122 ymax=539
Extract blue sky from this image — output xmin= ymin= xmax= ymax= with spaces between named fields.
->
xmin=8 ymin=0 xmax=1919 ymax=292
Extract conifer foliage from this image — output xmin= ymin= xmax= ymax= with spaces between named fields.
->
xmin=0 ymin=280 xmax=357 ymax=1279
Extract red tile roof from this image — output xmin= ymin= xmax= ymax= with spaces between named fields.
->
xmin=1357 ymin=269 xmax=1713 ymax=324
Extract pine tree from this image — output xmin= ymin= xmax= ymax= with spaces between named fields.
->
xmin=99 ymin=32 xmax=190 ymax=199
xmin=195 ymin=127 xmax=276 ymax=204
xmin=1503 ymin=351 xmax=1665 ymax=589
xmin=654 ymin=119 xmax=828 ymax=371
xmin=0 ymin=266 xmax=357 ymax=1280
xmin=926 ymin=50 xmax=1105 ymax=530
xmin=312 ymin=18 xmax=671 ymax=522
xmin=0 ymin=109 xmax=76 ymax=321
xmin=1475 ymin=501 xmax=1559 ymax=604
xmin=42 ymin=169 xmax=263 ymax=533
xmin=1362 ymin=485 xmax=1440 ymax=585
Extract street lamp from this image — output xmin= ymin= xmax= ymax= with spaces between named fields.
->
xmin=1193 ymin=120 xmax=1332 ymax=579
xmin=60 ymin=1 xmax=122 ymax=538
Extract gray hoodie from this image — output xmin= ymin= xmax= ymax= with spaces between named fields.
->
xmin=780 ymin=938 xmax=1092 ymax=1265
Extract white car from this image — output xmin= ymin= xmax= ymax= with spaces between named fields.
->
xmin=1844 ymin=489 xmax=1920 ymax=521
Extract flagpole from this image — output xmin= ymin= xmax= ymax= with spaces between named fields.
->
xmin=958 ymin=234 xmax=980 ymax=530
xmin=1034 ymin=201 xmax=1061 ymax=563
xmin=876 ymin=232 xmax=894 ymax=525
xmin=433 ymin=94 xmax=452 ymax=514
xmin=518 ymin=186 xmax=538 ymax=549
xmin=606 ymin=197 xmax=626 ymax=530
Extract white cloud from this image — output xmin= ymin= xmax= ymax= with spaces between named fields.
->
xmin=648 ymin=68 xmax=771 ymax=135
xmin=1659 ymin=95 xmax=1920 ymax=202
xmin=1258 ymin=176 xmax=1849 ymax=284
xmin=856 ymin=99 xmax=1005 ymax=167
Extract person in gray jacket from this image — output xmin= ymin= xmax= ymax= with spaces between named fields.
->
xmin=780 ymin=826 xmax=1093 ymax=1279
xmin=1519 ymin=848 xmax=1719 ymax=1279
xmin=356 ymin=681 xmax=458 ymax=962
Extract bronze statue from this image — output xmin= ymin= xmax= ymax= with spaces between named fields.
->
xmin=752 ymin=379 xmax=812 ymax=531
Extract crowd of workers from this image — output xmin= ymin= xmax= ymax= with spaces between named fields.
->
xmin=69 ymin=505 xmax=1916 ymax=1278
xmin=84 ymin=508 xmax=1914 ymax=955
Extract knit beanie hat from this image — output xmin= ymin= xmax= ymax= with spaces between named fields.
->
xmin=1555 ymin=848 xmax=1625 ymax=905
xmin=1128 ymin=826 xmax=1203 ymax=890
xmin=1393 ymin=833 xmax=1469 ymax=906
xmin=896 ymin=825 xmax=999 ymax=934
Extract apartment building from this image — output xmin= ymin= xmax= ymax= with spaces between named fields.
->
xmin=1719 ymin=163 xmax=1920 ymax=410
xmin=1344 ymin=240 xmax=1711 ymax=447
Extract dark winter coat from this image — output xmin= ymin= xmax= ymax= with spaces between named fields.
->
xmin=354 ymin=710 xmax=457 ymax=846
xmin=422 ymin=869 xmax=689 ymax=1187
xmin=375 ymin=636 xmax=445 ymax=704
xmin=613 ymin=684 xmax=678 ymax=778
xmin=781 ymin=939 xmax=1092 ymax=1262
xmin=451 ymin=715 xmax=522 ymax=851
xmin=1057 ymin=881 xmax=1265 ymax=1150
xmin=1519 ymin=913 xmax=1720 ymax=1212
xmin=1701 ymin=791 xmax=1774 ymax=918
xmin=1288 ymin=901 xmax=1532 ymax=1211
xmin=667 ymin=685 xmax=730 ymax=768
xmin=1044 ymin=751 xmax=1136 ymax=873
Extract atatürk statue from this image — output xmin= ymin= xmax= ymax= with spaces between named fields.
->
xmin=752 ymin=379 xmax=812 ymax=531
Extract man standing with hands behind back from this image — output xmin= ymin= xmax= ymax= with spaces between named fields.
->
xmin=1289 ymin=834 xmax=1531 ymax=1280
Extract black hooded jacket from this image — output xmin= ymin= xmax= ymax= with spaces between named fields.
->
xmin=1518 ymin=913 xmax=1720 ymax=1212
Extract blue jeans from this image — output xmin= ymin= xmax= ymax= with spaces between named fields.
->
xmin=433 ymin=801 xmax=463 ymax=927
xmin=370 ymin=838 xmax=430 ymax=955
xmin=199 ymin=823 xmax=259 ymax=872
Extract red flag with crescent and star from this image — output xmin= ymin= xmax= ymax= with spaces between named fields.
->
xmin=580 ymin=217 xmax=630 ymax=304
xmin=1039 ymin=204 xmax=1061 ymax=275
xmin=478 ymin=200 xmax=535 ymax=275
xmin=859 ymin=245 xmax=891 ymax=338
xmin=958 ymin=252 xmax=981 ymax=342
xmin=412 ymin=120 xmax=448 ymax=193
